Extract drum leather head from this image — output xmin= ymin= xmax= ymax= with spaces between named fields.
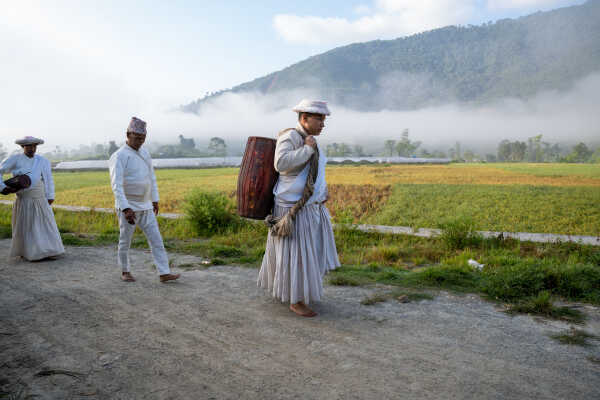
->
xmin=4 ymin=174 xmax=32 ymax=190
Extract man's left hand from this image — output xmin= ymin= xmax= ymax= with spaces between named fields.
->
xmin=48 ymin=199 xmax=54 ymax=205
xmin=153 ymin=202 xmax=159 ymax=215
xmin=1 ymin=187 xmax=17 ymax=195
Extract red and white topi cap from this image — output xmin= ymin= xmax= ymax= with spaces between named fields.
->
xmin=127 ymin=117 xmax=147 ymax=135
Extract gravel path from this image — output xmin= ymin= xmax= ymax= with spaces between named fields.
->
xmin=1 ymin=239 xmax=599 ymax=399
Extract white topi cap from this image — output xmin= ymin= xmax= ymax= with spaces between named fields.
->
xmin=15 ymin=136 xmax=44 ymax=145
xmin=127 ymin=117 xmax=147 ymax=135
xmin=292 ymin=99 xmax=331 ymax=116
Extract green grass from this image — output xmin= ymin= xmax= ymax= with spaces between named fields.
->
xmin=0 ymin=203 xmax=268 ymax=266
xmin=506 ymin=291 xmax=585 ymax=323
xmin=328 ymin=274 xmax=365 ymax=287
xmin=53 ymin=170 xmax=112 ymax=190
xmin=328 ymin=228 xmax=600 ymax=312
xmin=0 ymin=225 xmax=11 ymax=239
xmin=360 ymin=293 xmax=389 ymax=305
xmin=372 ymin=184 xmax=600 ymax=236
xmin=2 ymin=196 xmax=599 ymax=321
xmin=551 ymin=329 xmax=599 ymax=346
xmin=53 ymin=168 xmax=239 ymax=188
xmin=486 ymin=163 xmax=600 ymax=179
xmin=360 ymin=290 xmax=434 ymax=305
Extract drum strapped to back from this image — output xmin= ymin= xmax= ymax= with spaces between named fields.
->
xmin=237 ymin=137 xmax=278 ymax=219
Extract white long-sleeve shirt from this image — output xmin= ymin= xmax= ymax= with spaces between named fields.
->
xmin=108 ymin=144 xmax=159 ymax=211
xmin=272 ymin=124 xmax=328 ymax=204
xmin=0 ymin=154 xmax=55 ymax=199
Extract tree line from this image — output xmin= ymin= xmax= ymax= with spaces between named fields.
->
xmin=494 ymin=135 xmax=599 ymax=163
xmin=2 ymin=132 xmax=598 ymax=164
xmin=0 ymin=136 xmax=230 ymax=162
xmin=325 ymin=131 xmax=600 ymax=164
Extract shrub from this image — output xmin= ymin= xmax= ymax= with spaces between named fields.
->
xmin=211 ymin=245 xmax=243 ymax=258
xmin=328 ymin=275 xmax=362 ymax=286
xmin=184 ymin=190 xmax=239 ymax=236
xmin=554 ymin=263 xmax=600 ymax=303
xmin=0 ymin=225 xmax=11 ymax=239
xmin=416 ymin=264 xmax=480 ymax=289
xmin=480 ymin=259 xmax=600 ymax=304
xmin=366 ymin=262 xmax=381 ymax=272
xmin=481 ymin=261 xmax=549 ymax=301
xmin=439 ymin=215 xmax=482 ymax=250
xmin=507 ymin=291 xmax=585 ymax=323
xmin=551 ymin=329 xmax=598 ymax=346
xmin=333 ymin=208 xmax=355 ymax=224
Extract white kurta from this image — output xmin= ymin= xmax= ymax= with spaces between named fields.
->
xmin=108 ymin=145 xmax=159 ymax=211
xmin=0 ymin=153 xmax=55 ymax=198
xmin=108 ymin=145 xmax=170 ymax=275
xmin=258 ymin=124 xmax=340 ymax=304
xmin=0 ymin=154 xmax=64 ymax=260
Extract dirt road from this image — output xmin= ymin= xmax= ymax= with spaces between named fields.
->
xmin=1 ymin=239 xmax=599 ymax=399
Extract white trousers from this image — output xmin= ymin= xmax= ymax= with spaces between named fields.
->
xmin=117 ymin=209 xmax=170 ymax=275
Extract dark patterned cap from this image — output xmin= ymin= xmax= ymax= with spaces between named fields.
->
xmin=127 ymin=117 xmax=147 ymax=134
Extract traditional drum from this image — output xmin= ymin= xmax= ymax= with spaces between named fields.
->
xmin=237 ymin=137 xmax=278 ymax=219
xmin=3 ymin=174 xmax=31 ymax=192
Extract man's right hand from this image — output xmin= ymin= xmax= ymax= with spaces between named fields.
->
xmin=305 ymin=136 xmax=317 ymax=149
xmin=123 ymin=208 xmax=136 ymax=225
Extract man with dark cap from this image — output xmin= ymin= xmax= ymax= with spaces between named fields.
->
xmin=108 ymin=117 xmax=180 ymax=283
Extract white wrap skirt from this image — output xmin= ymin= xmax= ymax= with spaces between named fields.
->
xmin=258 ymin=202 xmax=340 ymax=304
xmin=10 ymin=180 xmax=65 ymax=260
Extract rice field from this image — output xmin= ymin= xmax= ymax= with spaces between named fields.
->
xmin=3 ymin=163 xmax=599 ymax=235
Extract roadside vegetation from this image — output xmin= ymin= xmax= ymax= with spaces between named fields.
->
xmin=1 ymin=163 xmax=598 ymax=326
xmin=550 ymin=329 xmax=600 ymax=347
xmin=2 ymin=195 xmax=598 ymax=324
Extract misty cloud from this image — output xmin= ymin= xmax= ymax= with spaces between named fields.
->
xmin=167 ymin=72 xmax=600 ymax=155
xmin=2 ymin=69 xmax=598 ymax=157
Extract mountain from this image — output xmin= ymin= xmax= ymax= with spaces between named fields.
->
xmin=182 ymin=0 xmax=600 ymax=113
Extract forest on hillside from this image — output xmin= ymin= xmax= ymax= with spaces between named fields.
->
xmin=183 ymin=0 xmax=600 ymax=113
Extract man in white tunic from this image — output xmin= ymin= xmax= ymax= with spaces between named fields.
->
xmin=0 ymin=136 xmax=64 ymax=260
xmin=258 ymin=100 xmax=340 ymax=317
xmin=108 ymin=117 xmax=180 ymax=283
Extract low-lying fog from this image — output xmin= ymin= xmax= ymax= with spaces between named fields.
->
xmin=2 ymin=73 xmax=599 ymax=156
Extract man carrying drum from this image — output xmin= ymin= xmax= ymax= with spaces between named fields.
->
xmin=258 ymin=100 xmax=340 ymax=317
xmin=0 ymin=136 xmax=64 ymax=260
xmin=108 ymin=117 xmax=180 ymax=283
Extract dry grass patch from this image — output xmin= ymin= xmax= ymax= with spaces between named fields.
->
xmin=326 ymin=164 xmax=600 ymax=187
xmin=327 ymin=184 xmax=391 ymax=223
xmin=551 ymin=328 xmax=599 ymax=346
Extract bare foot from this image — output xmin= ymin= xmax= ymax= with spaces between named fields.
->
xmin=290 ymin=302 xmax=317 ymax=317
xmin=121 ymin=272 xmax=136 ymax=282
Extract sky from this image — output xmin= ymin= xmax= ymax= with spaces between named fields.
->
xmin=0 ymin=0 xmax=589 ymax=152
